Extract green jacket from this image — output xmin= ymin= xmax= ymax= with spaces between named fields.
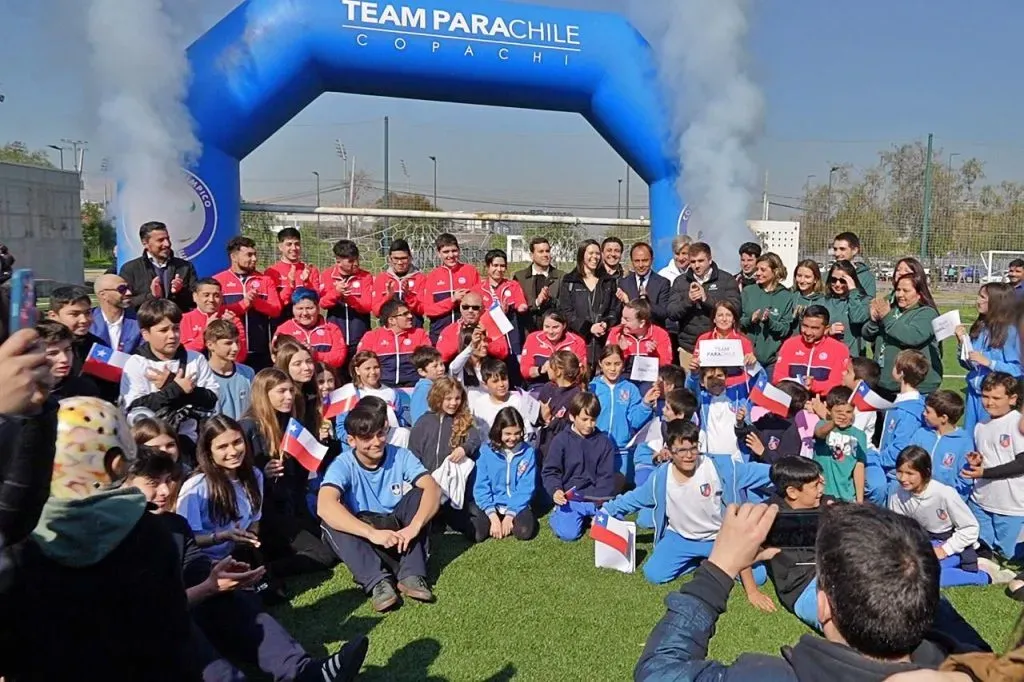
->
xmin=31 ymin=487 xmax=148 ymax=567
xmin=790 ymin=291 xmax=825 ymax=334
xmin=855 ymin=262 xmax=877 ymax=299
xmin=740 ymin=285 xmax=794 ymax=366
xmin=823 ymin=293 xmax=871 ymax=355
xmin=862 ymin=303 xmax=942 ymax=394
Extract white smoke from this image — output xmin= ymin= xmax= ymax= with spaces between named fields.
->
xmin=85 ymin=0 xmax=206 ymax=250
xmin=630 ymin=0 xmax=763 ymax=258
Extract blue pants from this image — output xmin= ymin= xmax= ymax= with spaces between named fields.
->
xmin=549 ymin=500 xmax=599 ymax=542
xmin=963 ymin=390 xmax=985 ymax=439
xmin=634 ymin=464 xmax=655 ymax=489
xmin=793 ymin=578 xmax=821 ymax=630
xmin=616 ymin=447 xmax=632 ymax=482
xmin=968 ymin=499 xmax=1024 ymax=561
xmin=931 ymin=541 xmax=989 ymax=587
xmin=643 ymin=529 xmax=768 ymax=585
xmin=864 ymin=452 xmax=891 ymax=506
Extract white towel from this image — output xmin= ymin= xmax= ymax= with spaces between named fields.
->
xmin=431 ymin=456 xmax=476 ymax=510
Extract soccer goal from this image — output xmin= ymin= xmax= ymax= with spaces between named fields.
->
xmin=980 ymin=250 xmax=1024 ymax=283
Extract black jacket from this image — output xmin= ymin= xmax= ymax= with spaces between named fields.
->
xmin=158 ymin=510 xmax=213 ymax=589
xmin=408 ymin=411 xmax=483 ymax=473
xmin=127 ymin=343 xmax=218 ymax=416
xmin=119 ymin=253 xmax=198 ymax=313
xmin=556 ymin=270 xmax=622 ymax=367
xmin=667 ymin=263 xmax=742 ymax=353
xmin=513 ymin=265 xmax=565 ymax=333
xmin=0 ymin=399 xmax=57 ymax=550
xmin=764 ymin=495 xmax=828 ymax=613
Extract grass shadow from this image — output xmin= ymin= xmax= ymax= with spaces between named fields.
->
xmin=269 ymin=583 xmax=377 ymax=659
xmin=358 ymin=638 xmax=446 ymax=682
xmin=426 ymin=531 xmax=476 ymax=583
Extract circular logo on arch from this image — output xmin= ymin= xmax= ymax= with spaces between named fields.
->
xmin=179 ymin=170 xmax=218 ymax=260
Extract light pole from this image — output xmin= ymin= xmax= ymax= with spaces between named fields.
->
xmin=804 ymin=174 xmax=816 ymax=193
xmin=61 ymin=139 xmax=87 ymax=173
xmin=48 ymin=144 xmax=65 ymax=170
xmin=428 ymin=156 xmax=438 ymax=209
xmin=617 ymin=179 xmax=623 ymax=218
xmin=948 ymin=152 xmax=960 ymax=174
xmin=827 ymin=166 xmax=840 ymax=229
xmin=312 ymin=171 xmax=320 ymax=234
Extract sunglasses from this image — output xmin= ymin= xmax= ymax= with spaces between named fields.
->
xmin=102 ymin=284 xmax=130 ymax=294
xmin=461 ymin=304 xmax=482 ymax=311
xmin=828 ymin=277 xmax=845 ymax=285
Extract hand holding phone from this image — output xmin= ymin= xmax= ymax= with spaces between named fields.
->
xmin=8 ymin=269 xmax=36 ymax=333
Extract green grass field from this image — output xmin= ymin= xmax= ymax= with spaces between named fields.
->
xmin=267 ymin=297 xmax=1020 ymax=682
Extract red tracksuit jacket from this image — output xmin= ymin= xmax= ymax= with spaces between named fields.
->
xmin=357 ymin=326 xmax=433 ymax=387
xmin=436 ymin=315 xmax=507 ymax=363
xmin=371 ymin=269 xmax=426 ymax=323
xmin=606 ymin=323 xmax=674 ymax=372
xmin=518 ymin=330 xmax=588 ymax=382
xmin=265 ymin=261 xmax=322 ymax=309
xmin=273 ymin=317 xmax=348 ymax=370
xmin=318 ymin=266 xmax=374 ymax=347
xmin=421 ymin=263 xmax=481 ymax=340
xmin=773 ymin=335 xmax=851 ymax=396
xmin=180 ymin=308 xmax=249 ymax=364
xmin=213 ymin=269 xmax=283 ymax=359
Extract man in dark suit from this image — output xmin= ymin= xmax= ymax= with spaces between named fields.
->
xmin=512 ymin=236 xmax=565 ymax=334
xmin=616 ymin=242 xmax=670 ymax=327
xmin=119 ymin=221 xmax=198 ymax=313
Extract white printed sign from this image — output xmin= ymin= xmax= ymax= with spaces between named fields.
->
xmin=697 ymin=339 xmax=744 ymax=367
xmin=931 ymin=310 xmax=961 ymax=342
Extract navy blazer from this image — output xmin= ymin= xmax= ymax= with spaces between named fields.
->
xmin=618 ymin=271 xmax=670 ymax=326
xmin=89 ymin=308 xmax=142 ymax=354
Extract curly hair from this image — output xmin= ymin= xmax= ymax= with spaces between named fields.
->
xmin=426 ymin=377 xmax=474 ymax=450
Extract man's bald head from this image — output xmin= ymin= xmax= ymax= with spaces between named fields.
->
xmin=94 ymin=274 xmax=131 ymax=310
xmin=460 ymin=291 xmax=484 ymax=325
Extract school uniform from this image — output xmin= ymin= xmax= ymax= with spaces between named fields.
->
xmin=633 ymin=419 xmax=671 ymax=489
xmin=534 ymin=383 xmax=582 ymax=460
xmin=865 ymin=391 xmax=926 ymax=505
xmin=371 ymin=267 xmax=426 ymax=329
xmin=332 ymin=386 xmax=408 ymax=441
xmin=602 ymin=457 xmax=770 ymax=584
xmin=541 ymin=427 xmax=617 ymax=541
xmin=685 ymin=370 xmax=757 ymax=462
xmin=970 ymin=411 xmax=1024 ymax=560
xmin=889 ymin=479 xmax=988 ymax=587
xmin=772 ymin=335 xmax=850 ymax=397
xmin=813 ymin=422 xmax=867 ymax=502
xmin=473 ymin=442 xmax=539 ymax=541
xmin=409 ymin=377 xmax=433 ymax=424
xmin=589 ymin=377 xmax=654 ymax=481
xmin=319 ymin=445 xmax=432 ymax=593
xmin=211 ymin=362 xmax=254 ymax=421
xmin=605 ymin=323 xmax=674 ymax=393
xmin=748 ymin=413 xmax=803 ymax=464
xmin=960 ymin=326 xmax=1024 ymax=434
xmin=420 ymin=262 xmax=482 ymax=343
xmin=357 ymin=326 xmax=433 ymax=387
xmin=692 ymin=329 xmax=755 ymax=389
xmin=467 ymin=388 xmax=540 ymax=445
xmin=176 ymin=470 xmax=265 ymax=562
xmin=912 ymin=426 xmax=973 ymax=498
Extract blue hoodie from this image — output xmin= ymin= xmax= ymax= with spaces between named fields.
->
xmin=541 ymin=428 xmax=617 ymax=499
xmin=602 ymin=458 xmax=771 ymax=544
xmin=588 ymin=377 xmax=653 ymax=450
xmin=960 ymin=326 xmax=1024 ymax=394
xmin=911 ymin=426 xmax=973 ymax=498
xmin=410 ymin=377 xmax=433 ymax=424
xmin=684 ymin=367 xmax=762 ymax=458
xmin=473 ymin=442 xmax=537 ymax=515
xmin=878 ymin=393 xmax=926 ymax=471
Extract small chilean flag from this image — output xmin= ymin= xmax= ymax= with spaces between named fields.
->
xmin=281 ymin=418 xmax=328 ymax=473
xmin=850 ymin=381 xmax=894 ymax=412
xmin=323 ymin=384 xmax=359 ymax=419
xmin=749 ymin=374 xmax=792 ymax=418
xmin=82 ymin=343 xmax=130 ymax=383
xmin=590 ymin=510 xmax=630 ymax=556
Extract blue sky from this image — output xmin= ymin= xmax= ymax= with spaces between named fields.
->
xmin=1 ymin=0 xmax=1021 ymax=217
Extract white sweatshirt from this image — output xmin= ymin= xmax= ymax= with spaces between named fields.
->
xmin=972 ymin=411 xmax=1024 ymax=516
xmin=888 ymin=479 xmax=979 ymax=557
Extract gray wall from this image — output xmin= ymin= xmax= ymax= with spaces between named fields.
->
xmin=0 ymin=162 xmax=83 ymax=284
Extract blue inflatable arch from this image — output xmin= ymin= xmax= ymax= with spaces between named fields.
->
xmin=126 ymin=0 xmax=685 ymax=275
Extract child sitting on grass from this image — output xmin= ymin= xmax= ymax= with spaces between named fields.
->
xmin=541 ymin=392 xmax=617 ymax=541
xmin=473 ymin=407 xmax=539 ymax=541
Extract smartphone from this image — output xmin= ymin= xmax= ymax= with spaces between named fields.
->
xmin=8 ymin=269 xmax=36 ymax=333
xmin=765 ymin=509 xmax=820 ymax=549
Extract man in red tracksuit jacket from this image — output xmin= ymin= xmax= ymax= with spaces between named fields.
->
xmin=319 ymin=239 xmax=374 ymax=365
xmin=371 ymin=238 xmax=425 ymax=329
xmin=420 ymin=233 xmax=480 ymax=343
xmin=773 ymin=304 xmax=851 ymax=397
xmin=214 ymin=237 xmax=282 ymax=369
xmin=436 ymin=291 xmax=507 ymax=364
xmin=264 ymin=226 xmax=322 ymax=327
xmin=180 ymin=277 xmax=249 ymax=364
xmin=358 ymin=298 xmax=433 ymax=387
xmin=272 ymin=288 xmax=349 ymax=371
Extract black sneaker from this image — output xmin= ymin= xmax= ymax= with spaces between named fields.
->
xmin=397 ymin=575 xmax=434 ymax=603
xmin=370 ymin=580 xmax=399 ymax=612
xmin=316 ymin=635 xmax=369 ymax=682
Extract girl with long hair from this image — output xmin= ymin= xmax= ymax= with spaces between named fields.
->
xmin=740 ymin=252 xmax=795 ymax=374
xmin=341 ymin=350 xmax=408 ymax=428
xmin=864 ymin=273 xmax=942 ymax=395
xmin=407 ymin=376 xmax=487 ymax=542
xmin=535 ymin=349 xmax=589 ymax=459
xmin=823 ymin=260 xmax=870 ymax=355
xmin=273 ymin=339 xmax=319 ymax=429
xmin=557 ymin=239 xmax=622 ymax=368
xmin=956 ymin=282 xmax=1024 ymax=432
xmin=473 ymin=407 xmax=539 ymax=541
xmin=132 ymin=416 xmax=186 ymax=507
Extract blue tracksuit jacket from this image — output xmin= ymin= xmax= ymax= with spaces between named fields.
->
xmin=878 ymin=394 xmax=926 ymax=470
xmin=602 ymin=457 xmax=771 ymax=545
xmin=588 ymin=377 xmax=653 ymax=449
xmin=409 ymin=377 xmax=432 ymax=424
xmin=473 ymin=442 xmax=536 ymax=515
xmin=911 ymin=426 xmax=973 ymax=498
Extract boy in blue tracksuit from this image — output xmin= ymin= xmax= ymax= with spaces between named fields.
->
xmin=913 ymin=390 xmax=973 ymax=498
xmin=409 ymin=346 xmax=444 ymax=424
xmin=634 ymin=388 xmax=699 ymax=490
xmin=867 ymin=350 xmax=928 ymax=503
xmin=602 ymin=420 xmax=770 ymax=593
xmin=541 ymin=392 xmax=618 ymax=541
xmin=589 ymin=347 xmax=658 ymax=485
xmin=684 ymin=362 xmax=763 ymax=462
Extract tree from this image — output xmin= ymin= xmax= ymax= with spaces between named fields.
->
xmin=0 ymin=141 xmax=55 ymax=169
xmin=81 ymin=202 xmax=116 ymax=262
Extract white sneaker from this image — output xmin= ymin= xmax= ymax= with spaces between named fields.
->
xmin=978 ymin=557 xmax=1016 ymax=584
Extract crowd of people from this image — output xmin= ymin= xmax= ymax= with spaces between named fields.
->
xmin=0 ymin=219 xmax=1022 ymax=681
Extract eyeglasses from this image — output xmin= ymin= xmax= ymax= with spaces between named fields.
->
xmin=391 ymin=310 xmax=413 ymax=318
xmin=669 ymin=445 xmax=699 ymax=455
xmin=461 ymin=305 xmax=481 ymax=311
xmin=101 ymin=284 xmax=130 ymax=294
